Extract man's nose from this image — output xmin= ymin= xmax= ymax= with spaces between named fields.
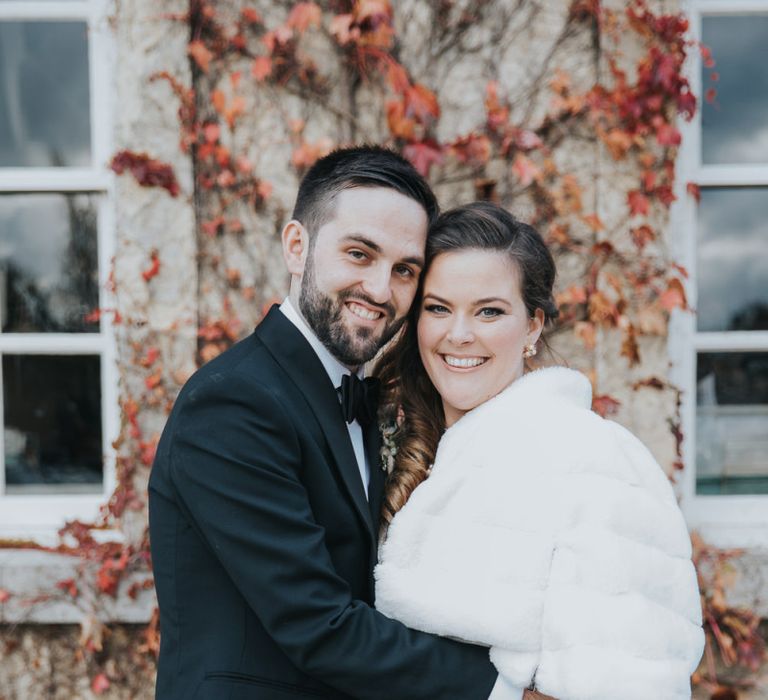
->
xmin=361 ymin=264 xmax=393 ymax=305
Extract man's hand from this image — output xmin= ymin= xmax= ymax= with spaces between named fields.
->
xmin=523 ymin=691 xmax=557 ymax=700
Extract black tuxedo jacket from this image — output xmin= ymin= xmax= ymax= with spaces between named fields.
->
xmin=148 ymin=306 xmax=498 ymax=699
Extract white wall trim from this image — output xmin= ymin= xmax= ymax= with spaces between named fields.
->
xmin=0 ymin=0 xmax=118 ymax=541
xmin=671 ymin=0 xmax=768 ymax=545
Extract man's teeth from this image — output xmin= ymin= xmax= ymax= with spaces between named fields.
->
xmin=444 ymin=355 xmax=487 ymax=368
xmin=348 ymin=302 xmax=381 ymax=321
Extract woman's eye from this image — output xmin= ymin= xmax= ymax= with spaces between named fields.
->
xmin=479 ymin=307 xmax=503 ymax=318
xmin=424 ymin=304 xmax=449 ymax=314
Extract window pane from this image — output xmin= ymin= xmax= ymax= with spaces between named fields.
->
xmin=3 ymin=354 xmax=103 ymax=494
xmin=702 ymin=14 xmax=768 ymax=164
xmin=697 ymin=188 xmax=768 ymax=332
xmin=0 ymin=193 xmax=99 ymax=333
xmin=696 ymin=352 xmax=768 ymax=495
xmin=0 ymin=21 xmax=91 ymax=167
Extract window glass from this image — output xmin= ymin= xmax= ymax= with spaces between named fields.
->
xmin=696 ymin=188 xmax=768 ymax=332
xmin=3 ymin=354 xmax=103 ymax=494
xmin=0 ymin=21 xmax=91 ymax=167
xmin=701 ymin=14 xmax=768 ymax=165
xmin=0 ymin=193 xmax=99 ymax=333
xmin=696 ymin=352 xmax=768 ymax=495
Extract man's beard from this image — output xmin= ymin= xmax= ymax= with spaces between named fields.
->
xmin=299 ymin=258 xmax=404 ymax=367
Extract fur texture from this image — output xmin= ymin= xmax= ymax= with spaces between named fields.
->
xmin=375 ymin=367 xmax=704 ymax=700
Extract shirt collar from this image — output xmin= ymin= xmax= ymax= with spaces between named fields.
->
xmin=279 ymin=297 xmax=364 ymax=388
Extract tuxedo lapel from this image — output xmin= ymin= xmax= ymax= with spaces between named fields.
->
xmin=365 ymin=421 xmax=384 ymax=533
xmin=255 ymin=306 xmax=375 ymax=542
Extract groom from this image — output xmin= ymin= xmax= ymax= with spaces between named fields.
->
xmin=149 ymin=146 xmax=527 ymax=699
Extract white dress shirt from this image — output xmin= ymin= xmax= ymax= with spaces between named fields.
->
xmin=279 ymin=297 xmax=370 ymax=498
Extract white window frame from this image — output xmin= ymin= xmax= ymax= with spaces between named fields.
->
xmin=671 ymin=0 xmax=768 ymax=548
xmin=0 ymin=0 xmax=117 ymax=543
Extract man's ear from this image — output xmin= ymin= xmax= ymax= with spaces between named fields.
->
xmin=282 ymin=220 xmax=309 ymax=277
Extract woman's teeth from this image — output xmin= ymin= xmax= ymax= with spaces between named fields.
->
xmin=443 ymin=355 xmax=487 ymax=368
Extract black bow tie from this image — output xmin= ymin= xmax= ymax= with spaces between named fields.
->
xmin=338 ymin=374 xmax=380 ymax=427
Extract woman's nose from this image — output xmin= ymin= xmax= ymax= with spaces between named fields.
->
xmin=446 ymin=317 xmax=474 ymax=345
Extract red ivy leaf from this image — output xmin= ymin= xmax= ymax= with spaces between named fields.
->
xmin=686 ymin=182 xmax=701 ymax=202
xmin=56 ymin=578 xmax=79 ymax=598
xmin=91 ymin=673 xmax=110 ymax=694
xmin=0 ymin=588 xmax=10 ymax=603
xmin=656 ymin=122 xmax=681 ymax=146
xmin=142 ymin=251 xmax=161 ymax=282
xmin=403 ymin=140 xmax=443 ymax=178
xmin=627 ymin=190 xmax=650 ymax=216
xmin=110 ymin=151 xmax=180 ymax=197
xmin=251 ymin=56 xmax=272 ymax=82
xmin=592 ymin=394 xmax=621 ymax=418
xmin=241 ymin=7 xmax=262 ymax=24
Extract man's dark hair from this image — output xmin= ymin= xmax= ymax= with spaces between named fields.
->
xmin=291 ymin=145 xmax=439 ymax=238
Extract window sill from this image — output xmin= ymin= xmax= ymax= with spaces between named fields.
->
xmin=0 ymin=549 xmax=154 ymax=624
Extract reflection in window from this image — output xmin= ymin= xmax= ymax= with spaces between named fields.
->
xmin=0 ymin=21 xmax=91 ymax=167
xmin=3 ymin=354 xmax=103 ymax=494
xmin=0 ymin=194 xmax=99 ymax=333
xmin=702 ymin=14 xmax=768 ymax=165
xmin=696 ymin=352 xmax=768 ymax=495
xmin=696 ymin=188 xmax=768 ymax=332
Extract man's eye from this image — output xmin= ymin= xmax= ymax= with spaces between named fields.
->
xmin=394 ymin=265 xmax=414 ymax=278
xmin=479 ymin=307 xmax=503 ymax=318
xmin=348 ymin=250 xmax=367 ymax=260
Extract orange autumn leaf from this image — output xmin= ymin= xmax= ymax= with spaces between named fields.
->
xmin=555 ymin=285 xmax=587 ymax=306
xmin=511 ymin=153 xmax=540 ymax=187
xmin=287 ymin=2 xmax=322 ymax=32
xmin=145 ymin=370 xmax=163 ymax=390
xmin=602 ymin=128 xmax=633 ymax=159
xmin=627 ymin=189 xmax=650 ymax=216
xmin=588 ymin=290 xmax=617 ymax=324
xmin=140 ymin=346 xmax=160 ymax=368
xmin=188 ymin=40 xmax=213 ymax=73
xmin=582 ymin=214 xmax=605 ymax=232
xmin=630 ymin=224 xmax=656 ymax=249
xmin=386 ymin=99 xmax=416 ymax=140
xmin=659 ymin=277 xmax=688 ymax=311
xmin=291 ymin=138 xmax=334 ymax=170
xmin=251 ymin=56 xmax=272 ymax=82
xmin=211 ymin=89 xmax=226 ymax=114
xmin=406 ymin=84 xmax=440 ymax=122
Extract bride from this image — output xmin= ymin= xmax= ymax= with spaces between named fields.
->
xmin=373 ymin=202 xmax=704 ymax=700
